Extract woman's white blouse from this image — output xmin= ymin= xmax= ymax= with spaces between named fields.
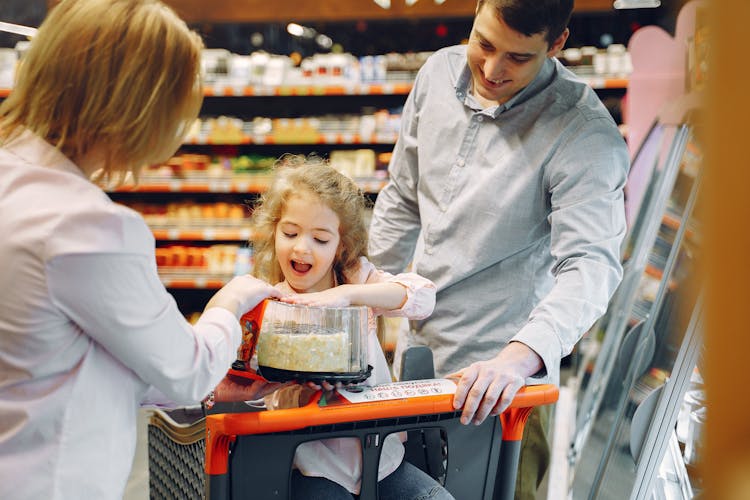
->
xmin=0 ymin=130 xmax=243 ymax=499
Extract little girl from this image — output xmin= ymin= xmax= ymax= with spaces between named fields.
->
xmin=249 ymin=157 xmax=453 ymax=500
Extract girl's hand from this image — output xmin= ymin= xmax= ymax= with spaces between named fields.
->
xmin=279 ymin=286 xmax=353 ymax=307
xmin=305 ymin=379 xmax=342 ymax=392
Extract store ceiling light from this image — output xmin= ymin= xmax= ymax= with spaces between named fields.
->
xmin=287 ymin=23 xmax=316 ymax=39
xmin=613 ymin=0 xmax=660 ymax=8
xmin=315 ymin=34 xmax=333 ymax=50
xmin=287 ymin=23 xmax=335 ymax=50
xmin=0 ymin=21 xmax=37 ymax=38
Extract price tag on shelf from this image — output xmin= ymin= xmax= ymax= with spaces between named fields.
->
xmin=586 ymin=77 xmax=605 ymax=89
xmin=374 ymin=133 xmax=396 ymax=144
xmin=208 ymin=179 xmax=232 ymax=192
xmin=341 ymin=133 xmax=354 ymax=144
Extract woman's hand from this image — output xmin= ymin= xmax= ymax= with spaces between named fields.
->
xmin=205 ymin=275 xmax=282 ymax=318
xmin=279 ymin=285 xmax=353 ymax=308
xmin=213 ymin=374 xmax=291 ymax=403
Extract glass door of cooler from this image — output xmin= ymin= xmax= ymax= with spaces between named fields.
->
xmin=571 ymin=121 xmax=703 ymax=500
xmin=570 ymin=121 xmax=688 ymax=471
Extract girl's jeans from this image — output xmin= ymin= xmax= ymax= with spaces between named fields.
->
xmin=290 ymin=459 xmax=455 ymax=500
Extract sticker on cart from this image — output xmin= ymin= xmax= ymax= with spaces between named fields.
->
xmin=337 ymin=379 xmax=457 ymax=404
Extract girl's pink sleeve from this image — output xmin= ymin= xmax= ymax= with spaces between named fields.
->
xmin=354 ymin=256 xmax=436 ymax=320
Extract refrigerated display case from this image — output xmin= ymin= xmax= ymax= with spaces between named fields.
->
xmin=569 ymin=101 xmax=704 ymax=499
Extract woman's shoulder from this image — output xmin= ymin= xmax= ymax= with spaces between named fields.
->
xmin=43 ymin=191 xmax=153 ymax=259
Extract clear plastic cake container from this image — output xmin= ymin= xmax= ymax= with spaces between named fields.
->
xmin=237 ymin=300 xmax=372 ymax=384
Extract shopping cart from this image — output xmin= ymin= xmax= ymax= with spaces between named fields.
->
xmin=148 ymin=342 xmax=558 ymax=500
xmin=203 ymin=380 xmax=557 ymax=500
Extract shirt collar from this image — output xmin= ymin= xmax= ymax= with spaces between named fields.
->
xmin=455 ymin=57 xmax=557 ymax=115
xmin=4 ymin=128 xmax=88 ymax=179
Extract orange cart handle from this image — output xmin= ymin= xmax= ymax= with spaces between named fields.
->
xmin=209 ymin=383 xmax=557 ymax=438
xmin=205 ymin=383 xmax=557 ymax=475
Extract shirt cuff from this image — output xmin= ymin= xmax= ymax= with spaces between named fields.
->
xmin=198 ymin=306 xmax=243 ymax=350
xmin=383 ymin=275 xmax=436 ymax=319
xmin=512 ymin=322 xmax=563 ymax=386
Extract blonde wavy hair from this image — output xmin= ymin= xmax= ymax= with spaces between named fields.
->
xmin=250 ymin=156 xmax=370 ymax=286
xmin=0 ymin=0 xmax=204 ymax=183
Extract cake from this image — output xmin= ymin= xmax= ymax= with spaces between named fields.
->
xmin=256 ymin=322 xmax=354 ymax=373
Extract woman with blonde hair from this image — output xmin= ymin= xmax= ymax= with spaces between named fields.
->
xmin=0 ymin=1 xmax=285 ymax=498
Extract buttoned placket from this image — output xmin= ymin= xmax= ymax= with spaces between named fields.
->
xmin=423 ymin=110 xmax=485 ymax=254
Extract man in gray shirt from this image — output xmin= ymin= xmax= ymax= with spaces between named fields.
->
xmin=368 ymin=0 xmax=628 ymax=497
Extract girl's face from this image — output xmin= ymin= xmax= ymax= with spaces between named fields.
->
xmin=275 ymin=191 xmax=341 ymax=293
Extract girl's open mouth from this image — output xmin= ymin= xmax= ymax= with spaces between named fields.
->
xmin=291 ymin=260 xmax=312 ymax=273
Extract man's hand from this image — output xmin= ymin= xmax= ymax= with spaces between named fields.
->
xmin=446 ymin=342 xmax=544 ymax=425
xmin=213 ymin=374 xmax=291 ymax=403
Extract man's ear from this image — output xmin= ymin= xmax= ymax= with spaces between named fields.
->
xmin=548 ymin=28 xmax=570 ymax=57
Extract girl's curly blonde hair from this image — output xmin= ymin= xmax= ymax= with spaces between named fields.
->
xmin=250 ymin=156 xmax=370 ymax=286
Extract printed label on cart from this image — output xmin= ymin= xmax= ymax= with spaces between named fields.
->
xmin=336 ymin=379 xmax=457 ymax=404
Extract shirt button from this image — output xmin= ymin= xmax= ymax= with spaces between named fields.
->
xmin=477 ymin=115 xmax=484 ymax=122
xmin=457 ymin=159 xmax=465 ymax=167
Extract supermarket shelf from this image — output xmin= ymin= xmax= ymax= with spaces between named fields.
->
xmin=662 ymin=213 xmax=699 ymax=243
xmin=0 ymin=77 xmax=626 ymax=99
xmin=160 ymin=273 xmax=232 ymax=289
xmin=645 ymin=264 xmax=678 ymax=291
xmin=580 ymin=76 xmax=628 ymax=89
xmin=111 ymin=175 xmax=387 ymax=194
xmin=0 ymin=83 xmax=412 ymax=99
xmin=662 ymin=212 xmax=682 ymax=230
xmin=151 ymin=227 xmax=253 ymax=241
xmin=645 ymin=264 xmax=664 ymax=281
xmin=184 ymin=131 xmax=399 ymax=146
xmin=203 ymin=82 xmax=413 ymax=97
xmin=197 ymin=77 xmax=626 ymax=95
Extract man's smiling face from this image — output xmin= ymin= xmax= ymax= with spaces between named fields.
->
xmin=466 ymin=3 xmax=568 ymax=107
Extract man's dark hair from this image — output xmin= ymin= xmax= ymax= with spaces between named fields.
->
xmin=477 ymin=0 xmax=574 ymax=46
